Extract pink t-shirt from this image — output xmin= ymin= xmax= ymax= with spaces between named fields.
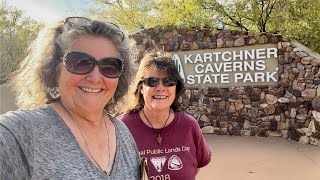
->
xmin=118 ymin=111 xmax=212 ymax=180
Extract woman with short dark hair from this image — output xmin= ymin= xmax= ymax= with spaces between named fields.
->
xmin=118 ymin=51 xmax=211 ymax=180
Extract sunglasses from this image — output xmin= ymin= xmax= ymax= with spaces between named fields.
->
xmin=62 ymin=51 xmax=123 ymax=78
xmin=141 ymin=77 xmax=177 ymax=87
xmin=63 ymin=17 xmax=125 ymax=41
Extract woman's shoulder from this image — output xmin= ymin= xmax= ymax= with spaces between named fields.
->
xmin=112 ymin=115 xmax=139 ymax=152
xmin=117 ymin=110 xmax=138 ymax=118
xmin=176 ymin=111 xmax=205 ymax=137
xmin=112 ymin=115 xmax=126 ymax=128
xmin=0 ymin=105 xmax=55 ymax=130
xmin=116 ymin=110 xmax=138 ymax=124
xmin=112 ymin=115 xmax=134 ymax=133
xmin=0 ymin=105 xmax=55 ymax=150
xmin=176 ymin=111 xmax=198 ymax=124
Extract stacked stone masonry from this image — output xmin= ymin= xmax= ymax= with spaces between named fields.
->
xmin=130 ymin=26 xmax=320 ymax=147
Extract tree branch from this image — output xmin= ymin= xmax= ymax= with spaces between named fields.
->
xmin=216 ymin=3 xmax=249 ymax=31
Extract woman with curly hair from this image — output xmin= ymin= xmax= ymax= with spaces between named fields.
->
xmin=0 ymin=17 xmax=140 ymax=179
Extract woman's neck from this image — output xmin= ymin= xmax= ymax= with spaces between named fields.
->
xmin=53 ymin=101 xmax=106 ymax=128
xmin=141 ymin=107 xmax=172 ymax=128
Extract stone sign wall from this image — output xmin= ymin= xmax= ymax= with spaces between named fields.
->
xmin=130 ymin=26 xmax=320 ymax=147
xmin=171 ymin=44 xmax=279 ymax=88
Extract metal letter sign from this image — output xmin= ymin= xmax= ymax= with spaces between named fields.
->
xmin=171 ymin=44 xmax=279 ymax=88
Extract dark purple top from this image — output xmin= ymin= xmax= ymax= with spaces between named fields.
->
xmin=118 ymin=111 xmax=212 ymax=180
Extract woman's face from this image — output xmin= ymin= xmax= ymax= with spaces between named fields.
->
xmin=141 ymin=69 xmax=176 ymax=112
xmin=57 ymin=35 xmax=119 ymax=113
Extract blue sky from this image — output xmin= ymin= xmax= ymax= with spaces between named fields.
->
xmin=6 ymin=0 xmax=96 ymax=24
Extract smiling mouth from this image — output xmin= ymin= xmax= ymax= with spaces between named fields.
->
xmin=80 ymin=87 xmax=103 ymax=93
xmin=153 ymin=95 xmax=167 ymax=99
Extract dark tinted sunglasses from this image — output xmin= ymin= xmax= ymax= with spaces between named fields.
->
xmin=63 ymin=17 xmax=125 ymax=41
xmin=62 ymin=51 xmax=123 ymax=78
xmin=141 ymin=77 xmax=177 ymax=87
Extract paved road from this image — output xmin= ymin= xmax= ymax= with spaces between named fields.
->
xmin=197 ymin=135 xmax=320 ymax=180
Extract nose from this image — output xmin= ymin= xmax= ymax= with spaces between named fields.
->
xmin=155 ymin=80 xmax=165 ymax=91
xmin=86 ymin=66 xmax=102 ymax=83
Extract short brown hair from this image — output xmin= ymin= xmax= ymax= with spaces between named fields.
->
xmin=126 ymin=51 xmax=185 ymax=112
